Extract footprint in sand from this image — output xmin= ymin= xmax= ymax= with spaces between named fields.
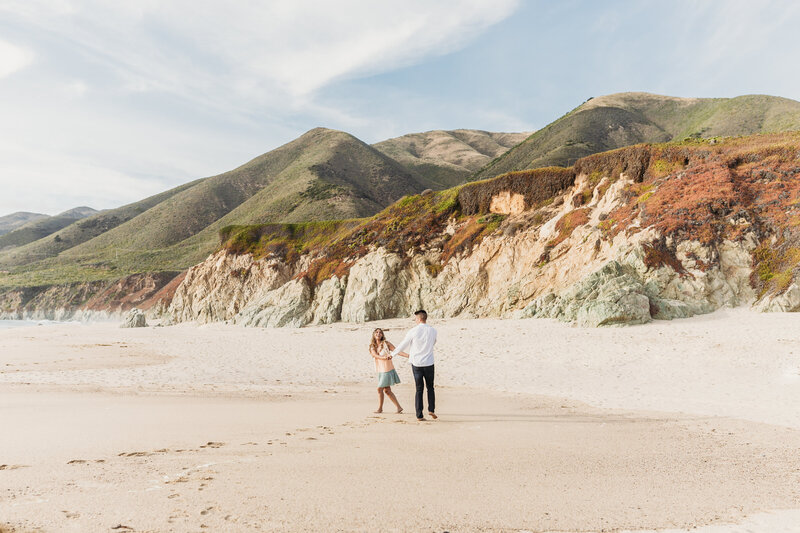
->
xmin=61 ymin=510 xmax=80 ymax=519
xmin=0 ymin=464 xmax=29 ymax=470
xmin=200 ymin=506 xmax=215 ymax=515
xmin=199 ymin=441 xmax=225 ymax=449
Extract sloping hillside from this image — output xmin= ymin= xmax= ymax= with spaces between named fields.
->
xmin=0 ymin=207 xmax=97 ymax=250
xmin=0 ymin=182 xmax=203 ymax=268
xmin=0 ymin=128 xmax=427 ymax=287
xmin=373 ymin=129 xmax=528 ymax=188
xmin=0 ymin=212 xmax=48 ymax=235
xmin=474 ymin=93 xmax=800 ymax=179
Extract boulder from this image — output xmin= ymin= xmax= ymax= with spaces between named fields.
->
xmin=121 ymin=308 xmax=147 ymax=328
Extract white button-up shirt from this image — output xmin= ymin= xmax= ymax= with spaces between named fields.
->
xmin=391 ymin=323 xmax=437 ymax=367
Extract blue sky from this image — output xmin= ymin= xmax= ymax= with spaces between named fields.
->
xmin=1 ymin=0 xmax=800 ymax=214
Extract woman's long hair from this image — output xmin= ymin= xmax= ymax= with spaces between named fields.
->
xmin=370 ymin=328 xmax=386 ymax=353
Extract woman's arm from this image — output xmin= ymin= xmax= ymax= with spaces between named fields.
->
xmin=370 ymin=346 xmax=389 ymax=360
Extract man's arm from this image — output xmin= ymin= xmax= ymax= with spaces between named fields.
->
xmin=384 ymin=341 xmax=405 ymax=358
xmin=390 ymin=331 xmax=414 ymax=357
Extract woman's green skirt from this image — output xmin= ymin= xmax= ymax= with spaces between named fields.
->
xmin=377 ymin=369 xmax=401 ymax=387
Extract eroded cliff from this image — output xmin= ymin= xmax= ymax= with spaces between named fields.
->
xmin=164 ymin=133 xmax=800 ymax=327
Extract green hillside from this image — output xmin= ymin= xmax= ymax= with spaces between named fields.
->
xmin=0 ymin=182 xmax=202 ymax=268
xmin=0 ymin=207 xmax=97 ymax=251
xmin=0 ymin=128 xmax=427 ymax=287
xmin=474 ymin=93 xmax=800 ymax=179
xmin=0 ymin=212 xmax=48 ymax=236
xmin=373 ymin=129 xmax=528 ymax=188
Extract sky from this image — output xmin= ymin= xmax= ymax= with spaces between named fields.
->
xmin=1 ymin=0 xmax=800 ymax=215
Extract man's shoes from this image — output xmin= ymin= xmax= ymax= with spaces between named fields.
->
xmin=428 ymin=412 xmax=438 ymax=420
xmin=416 ymin=417 xmax=426 ymax=421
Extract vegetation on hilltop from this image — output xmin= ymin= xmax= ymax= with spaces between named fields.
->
xmin=219 ymin=187 xmax=508 ymax=285
xmin=474 ymin=92 xmax=800 ymax=179
xmin=458 ymin=167 xmax=575 ymax=214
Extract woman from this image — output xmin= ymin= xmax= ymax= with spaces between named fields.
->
xmin=370 ymin=328 xmax=403 ymax=414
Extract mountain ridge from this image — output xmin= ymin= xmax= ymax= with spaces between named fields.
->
xmin=473 ymin=92 xmax=800 ymax=179
xmin=0 ymin=212 xmax=48 ymax=236
xmin=373 ymin=129 xmax=529 ymax=188
xmin=0 ymin=207 xmax=98 ymax=251
xmin=0 ymin=127 xmax=433 ymax=282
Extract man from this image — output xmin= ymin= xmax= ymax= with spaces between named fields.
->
xmin=391 ymin=310 xmax=437 ymax=421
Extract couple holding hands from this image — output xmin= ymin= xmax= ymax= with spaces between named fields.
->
xmin=369 ymin=310 xmax=437 ymax=421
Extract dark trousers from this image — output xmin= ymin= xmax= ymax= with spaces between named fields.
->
xmin=412 ymin=364 xmax=435 ymax=418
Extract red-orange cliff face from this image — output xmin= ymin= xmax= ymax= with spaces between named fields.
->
xmin=571 ymin=134 xmax=800 ymax=298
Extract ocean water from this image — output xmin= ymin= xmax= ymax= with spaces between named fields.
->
xmin=0 ymin=319 xmax=80 ymax=330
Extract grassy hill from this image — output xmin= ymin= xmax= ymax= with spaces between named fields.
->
xmin=0 ymin=212 xmax=48 ymax=235
xmin=0 ymin=183 xmax=203 ymax=268
xmin=0 ymin=128 xmax=427 ymax=287
xmin=373 ymin=129 xmax=529 ymax=188
xmin=0 ymin=207 xmax=97 ymax=250
xmin=474 ymin=92 xmax=800 ymax=179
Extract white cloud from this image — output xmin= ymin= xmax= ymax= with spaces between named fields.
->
xmin=1 ymin=0 xmax=519 ymax=108
xmin=0 ymin=39 xmax=33 ymax=78
xmin=0 ymin=1 xmax=520 ymax=213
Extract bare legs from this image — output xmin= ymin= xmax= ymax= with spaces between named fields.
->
xmin=385 ymin=387 xmax=403 ymax=413
xmin=375 ymin=387 xmax=385 ymax=413
xmin=375 ymin=387 xmax=403 ymax=414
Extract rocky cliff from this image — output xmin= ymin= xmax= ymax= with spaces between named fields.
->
xmin=163 ymin=133 xmax=800 ymax=327
xmin=0 ymin=271 xmax=183 ymax=321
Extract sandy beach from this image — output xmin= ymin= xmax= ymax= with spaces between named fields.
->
xmin=2 ymin=310 xmax=800 ymax=532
